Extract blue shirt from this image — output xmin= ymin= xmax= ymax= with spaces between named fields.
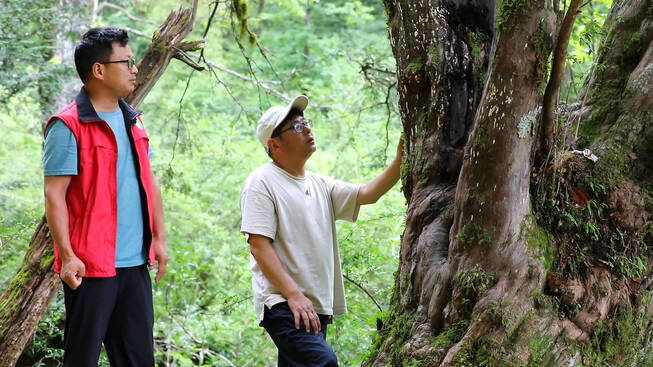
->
xmin=43 ymin=108 xmax=152 ymax=267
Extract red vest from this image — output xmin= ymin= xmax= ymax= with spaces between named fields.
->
xmin=46 ymin=88 xmax=155 ymax=277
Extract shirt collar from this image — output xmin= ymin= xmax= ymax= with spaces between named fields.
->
xmin=74 ymin=86 xmax=143 ymax=122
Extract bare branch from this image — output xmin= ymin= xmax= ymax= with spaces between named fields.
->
xmin=190 ymin=52 xmax=290 ymax=101
xmin=173 ymin=52 xmax=205 ymax=71
xmin=361 ymin=62 xmax=396 ymax=76
xmin=343 ymin=274 xmax=383 ymax=312
xmin=96 ymin=1 xmax=158 ymax=25
xmin=122 ymin=26 xmax=151 ymax=39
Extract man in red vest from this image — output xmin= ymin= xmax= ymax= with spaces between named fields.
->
xmin=43 ymin=27 xmax=167 ymax=366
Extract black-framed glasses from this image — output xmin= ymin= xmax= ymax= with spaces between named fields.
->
xmin=276 ymin=119 xmax=312 ymax=136
xmin=100 ymin=58 xmax=136 ymax=69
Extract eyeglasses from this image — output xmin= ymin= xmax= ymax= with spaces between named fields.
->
xmin=276 ymin=119 xmax=312 ymax=136
xmin=100 ymin=58 xmax=136 ymax=69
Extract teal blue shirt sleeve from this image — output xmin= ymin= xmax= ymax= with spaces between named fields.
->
xmin=43 ymin=120 xmax=78 ymax=176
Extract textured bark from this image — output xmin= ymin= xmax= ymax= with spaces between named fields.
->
xmin=540 ymin=0 xmax=582 ymax=158
xmin=368 ymin=0 xmax=651 ymax=366
xmin=0 ymin=219 xmax=59 ymax=367
xmin=127 ymin=0 xmax=202 ymax=107
xmin=0 ymin=4 xmax=201 ymax=365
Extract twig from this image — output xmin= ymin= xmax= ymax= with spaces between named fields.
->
xmin=188 ymin=52 xmax=288 ymax=100
xmin=343 ymin=274 xmax=383 ymax=312
xmin=197 ymin=0 xmax=221 ymax=62
xmin=173 ymin=48 xmax=205 ymax=71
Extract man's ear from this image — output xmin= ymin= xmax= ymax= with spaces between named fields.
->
xmin=90 ymin=62 xmax=105 ymax=81
xmin=267 ymin=138 xmax=281 ymax=155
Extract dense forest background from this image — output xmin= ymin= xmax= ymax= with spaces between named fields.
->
xmin=0 ymin=0 xmax=636 ymax=366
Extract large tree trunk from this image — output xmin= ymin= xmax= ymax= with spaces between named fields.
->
xmin=368 ymin=0 xmax=651 ymax=366
xmin=0 ymin=3 xmax=201 ymax=365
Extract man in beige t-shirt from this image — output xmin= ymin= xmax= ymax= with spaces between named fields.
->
xmin=240 ymin=95 xmax=401 ymax=366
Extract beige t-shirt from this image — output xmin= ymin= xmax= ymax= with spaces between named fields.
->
xmin=240 ymin=162 xmax=360 ymax=322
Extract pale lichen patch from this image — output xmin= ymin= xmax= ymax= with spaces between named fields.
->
xmin=628 ymin=60 xmax=652 ymax=95
xmin=518 ymin=106 xmax=541 ymax=138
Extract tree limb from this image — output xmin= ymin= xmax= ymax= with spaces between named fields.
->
xmin=122 ymin=25 xmax=151 ymax=39
xmin=343 ymin=274 xmax=383 ymax=312
xmin=189 ymin=52 xmax=289 ymax=100
xmin=540 ymin=0 xmax=582 ymax=159
xmin=127 ymin=0 xmax=201 ymax=107
xmin=96 ymin=1 xmax=158 ymax=25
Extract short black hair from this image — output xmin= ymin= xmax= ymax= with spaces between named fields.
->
xmin=271 ymin=108 xmax=304 ymax=138
xmin=74 ymin=27 xmax=130 ymax=83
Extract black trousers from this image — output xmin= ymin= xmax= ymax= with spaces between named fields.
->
xmin=62 ymin=264 xmax=154 ymax=367
xmin=261 ymin=302 xmax=338 ymax=367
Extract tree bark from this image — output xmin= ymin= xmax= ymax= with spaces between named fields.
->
xmin=0 ymin=3 xmax=201 ymax=365
xmin=540 ymin=0 xmax=582 ymax=159
xmin=368 ymin=0 xmax=651 ymax=365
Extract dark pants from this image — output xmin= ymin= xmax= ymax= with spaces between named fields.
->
xmin=261 ymin=302 xmax=338 ymax=367
xmin=62 ymin=264 xmax=154 ymax=367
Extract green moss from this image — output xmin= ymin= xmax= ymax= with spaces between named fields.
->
xmin=470 ymin=125 xmax=489 ymax=153
xmin=365 ymin=268 xmax=418 ymax=365
xmin=522 ymin=217 xmax=555 ymax=272
xmin=532 ymin=146 xmax=646 ymax=279
xmin=432 ymin=319 xmax=470 ymax=350
xmin=428 ymin=44 xmax=440 ymax=65
xmin=587 ymin=146 xmax=629 ymax=190
xmin=453 ymin=265 xmax=497 ymax=318
xmin=453 ymin=328 xmax=524 ymax=367
xmin=233 ymin=0 xmax=248 ymax=19
xmin=581 ymin=299 xmax=650 ymax=366
xmin=401 ymin=358 xmax=422 ymax=367
xmin=579 ymin=15 xmax=646 ymax=146
xmin=454 ymin=265 xmax=497 ymax=296
xmin=622 ymin=30 xmax=645 ymax=66
xmin=531 ymin=19 xmax=552 ymax=88
xmin=484 ymin=299 xmax=510 ymax=328
xmin=496 ymin=0 xmax=537 ymax=32
xmin=406 ymin=57 xmax=425 ymax=74
xmin=527 ymin=331 xmax=555 ymax=366
xmin=466 ymin=30 xmax=486 ymax=60
xmin=378 ymin=310 xmax=416 ymax=365
xmin=456 ymin=223 xmax=494 ymax=248
xmin=0 ymin=265 xmax=34 ymax=336
xmin=453 ymin=343 xmax=473 ymax=366
xmin=39 ymin=246 xmax=55 ymax=272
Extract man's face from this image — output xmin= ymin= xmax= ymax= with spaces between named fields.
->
xmin=99 ymin=42 xmax=138 ymax=98
xmin=274 ymin=115 xmax=316 ymax=158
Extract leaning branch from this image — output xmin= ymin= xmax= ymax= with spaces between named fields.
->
xmin=540 ymin=0 xmax=582 ymax=159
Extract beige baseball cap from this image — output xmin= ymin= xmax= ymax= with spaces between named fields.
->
xmin=257 ymin=95 xmax=309 ymax=151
